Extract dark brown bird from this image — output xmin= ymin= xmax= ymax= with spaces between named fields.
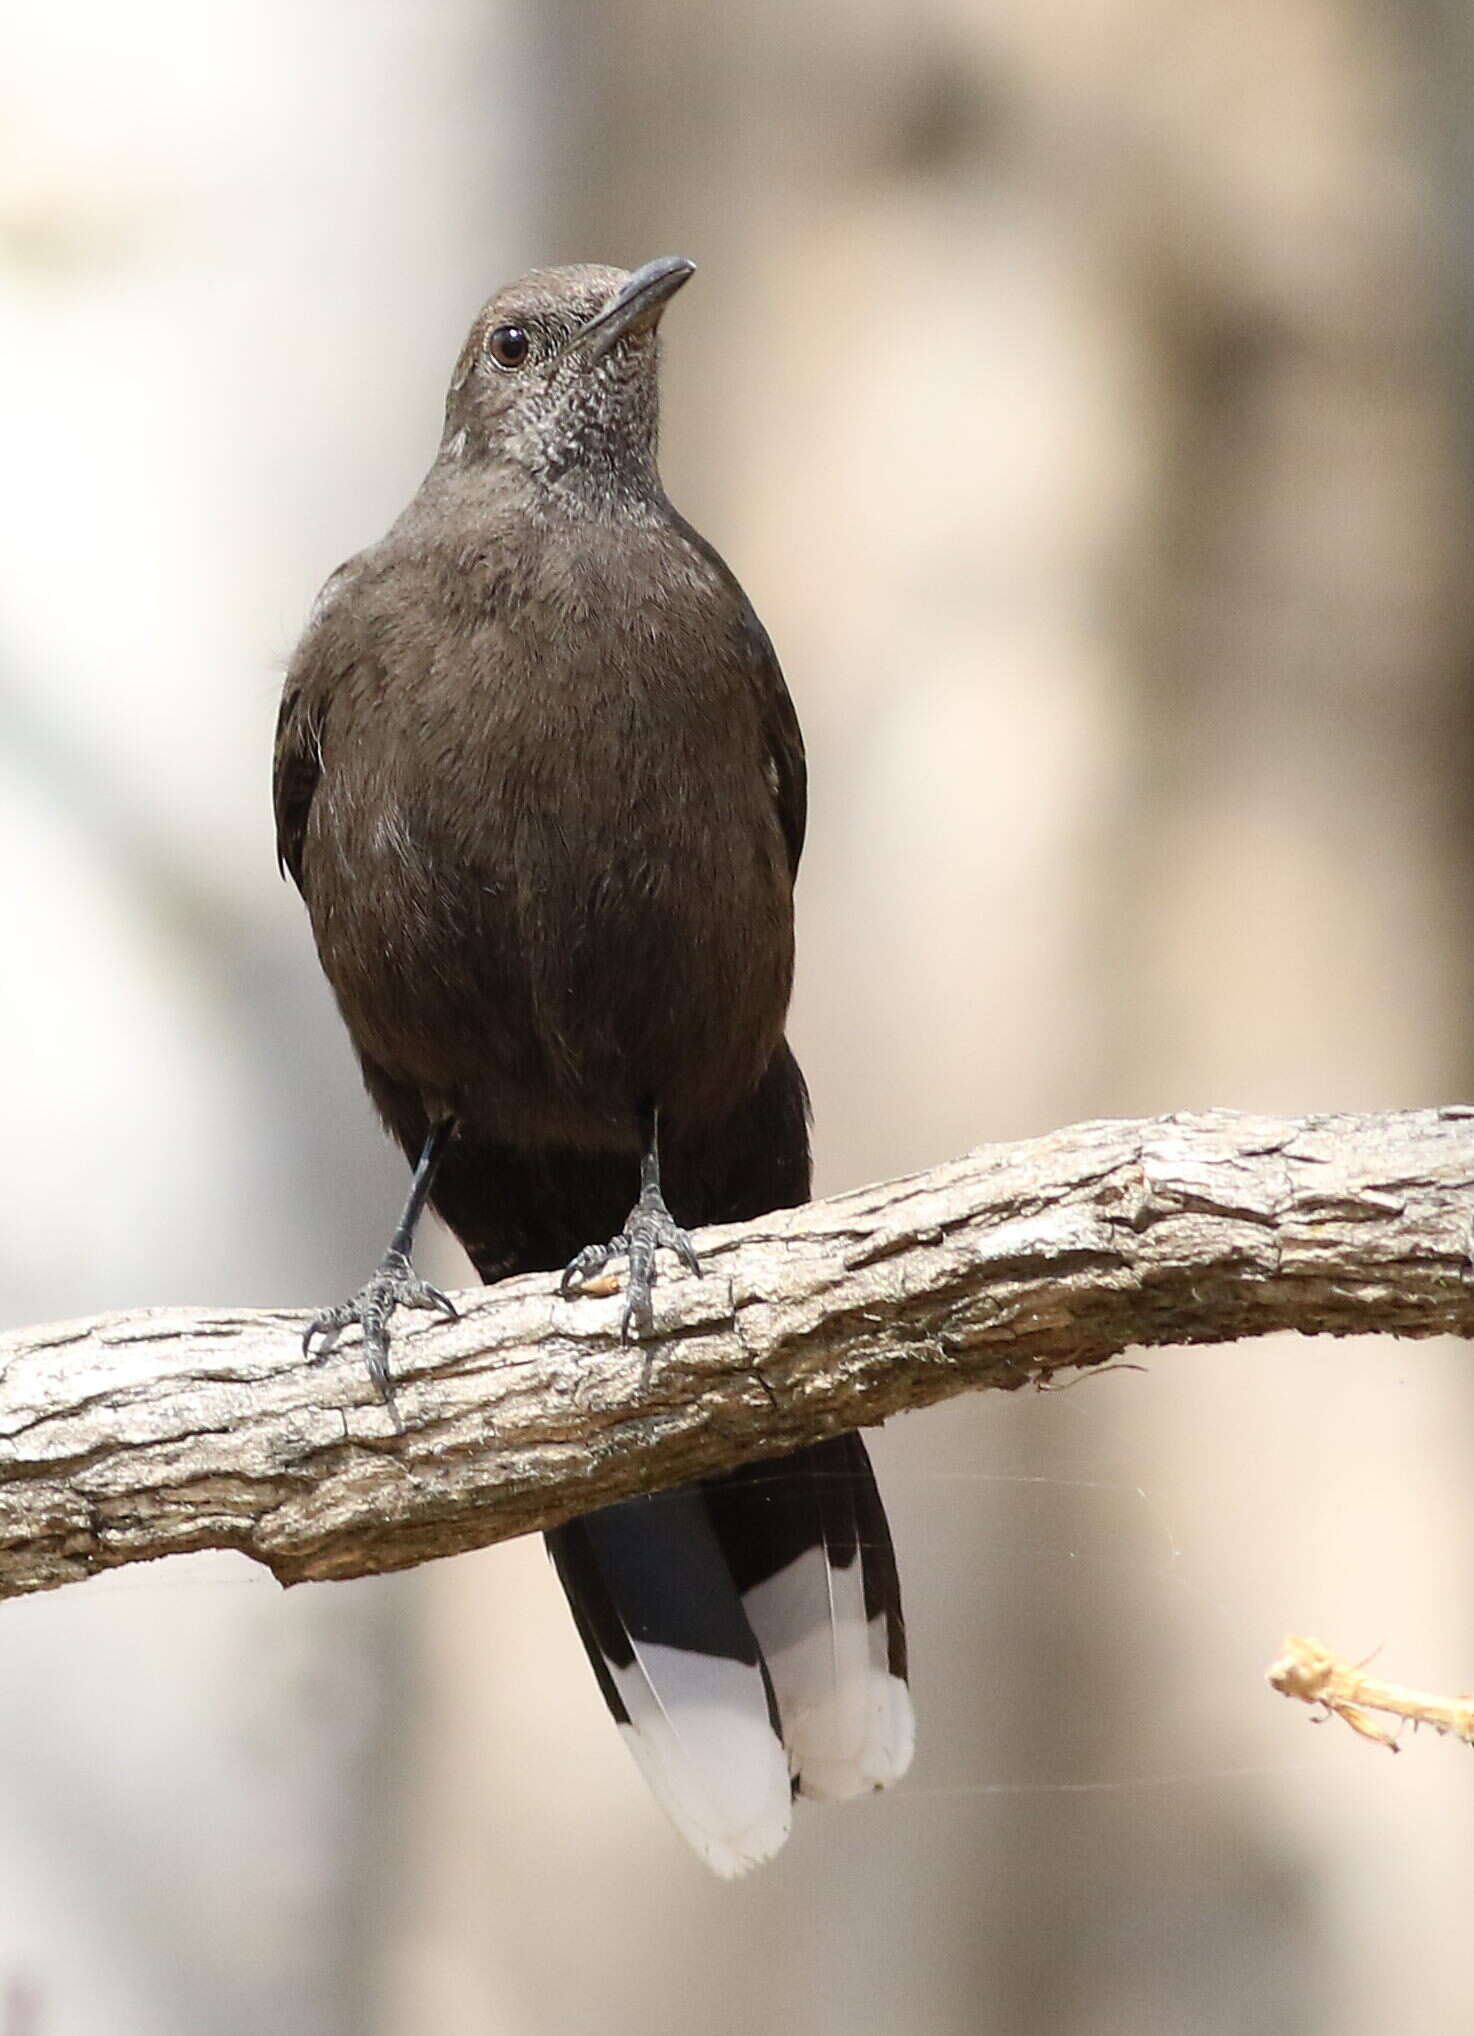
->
xmin=275 ymin=258 xmax=912 ymax=1872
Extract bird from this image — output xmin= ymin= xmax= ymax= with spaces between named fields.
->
xmin=274 ymin=256 xmax=914 ymax=1874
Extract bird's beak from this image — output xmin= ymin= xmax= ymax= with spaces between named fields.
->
xmin=573 ymin=256 xmax=696 ymax=360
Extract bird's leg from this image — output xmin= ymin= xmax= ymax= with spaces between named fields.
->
xmin=560 ymin=1108 xmax=702 ymax=1340
xmin=304 ymin=1115 xmax=459 ymax=1412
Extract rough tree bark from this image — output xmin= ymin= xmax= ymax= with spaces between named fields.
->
xmin=2 ymin=1105 xmax=1470 ymax=1605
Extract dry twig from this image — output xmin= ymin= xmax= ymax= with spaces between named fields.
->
xmin=1267 ymin=1634 xmax=1474 ymax=1750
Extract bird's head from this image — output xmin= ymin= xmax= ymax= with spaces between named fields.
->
xmin=439 ymin=257 xmax=695 ymax=507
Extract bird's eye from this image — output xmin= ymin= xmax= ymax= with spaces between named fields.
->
xmin=486 ymin=324 xmax=531 ymax=370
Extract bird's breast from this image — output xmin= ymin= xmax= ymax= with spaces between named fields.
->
xmin=306 ymin=614 xmax=793 ymax=1143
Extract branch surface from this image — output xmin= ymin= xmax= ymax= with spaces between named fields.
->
xmin=3 ymin=1106 xmax=1472 ymax=1602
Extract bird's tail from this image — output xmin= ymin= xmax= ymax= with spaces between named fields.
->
xmin=547 ymin=1434 xmax=912 ymax=1874
xmin=547 ymin=1490 xmax=794 ymax=1877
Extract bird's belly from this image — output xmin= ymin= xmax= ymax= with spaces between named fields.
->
xmin=307 ymin=760 xmax=793 ymax=1147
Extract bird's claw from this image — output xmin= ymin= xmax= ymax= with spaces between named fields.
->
xmin=303 ymin=1248 xmax=458 ymax=1408
xmin=560 ymin=1193 xmax=702 ymax=1340
xmin=560 ymin=1238 xmax=626 ymax=1297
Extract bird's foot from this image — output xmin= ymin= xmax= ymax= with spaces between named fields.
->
xmin=303 ymin=1249 xmax=458 ymax=1411
xmin=560 ymin=1190 xmax=702 ymax=1340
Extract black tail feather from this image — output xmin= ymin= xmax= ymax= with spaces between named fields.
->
xmin=547 ymin=1492 xmax=793 ymax=1876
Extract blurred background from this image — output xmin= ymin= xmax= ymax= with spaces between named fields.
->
xmin=2 ymin=1 xmax=1473 ymax=2030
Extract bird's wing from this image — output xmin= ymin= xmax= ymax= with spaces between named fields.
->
xmin=272 ymin=679 xmax=326 ymax=894
xmin=743 ymin=600 xmax=807 ymax=880
xmin=668 ymin=510 xmax=807 ymax=880
xmin=272 ymin=560 xmax=363 ymax=893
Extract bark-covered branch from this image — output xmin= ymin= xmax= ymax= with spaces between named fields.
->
xmin=2 ymin=1105 xmax=1472 ymax=1604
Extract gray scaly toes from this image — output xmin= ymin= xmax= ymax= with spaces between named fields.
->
xmin=560 ymin=1192 xmax=702 ymax=1340
xmin=303 ymin=1248 xmax=458 ymax=1407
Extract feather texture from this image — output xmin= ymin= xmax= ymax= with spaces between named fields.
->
xmin=551 ymin=1443 xmax=911 ymax=1868
xmin=706 ymin=1436 xmax=914 ymax=1801
xmin=548 ymin=1492 xmax=792 ymax=1878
